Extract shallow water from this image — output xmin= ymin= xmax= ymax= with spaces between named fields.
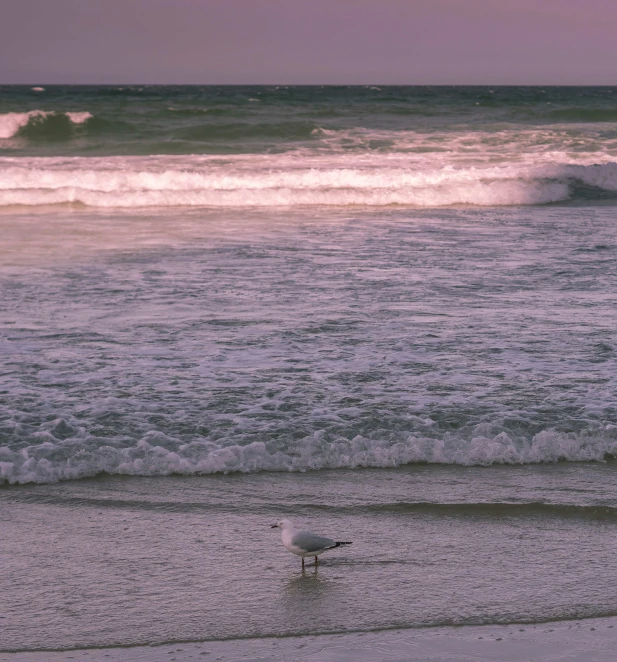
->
xmin=4 ymin=464 xmax=617 ymax=651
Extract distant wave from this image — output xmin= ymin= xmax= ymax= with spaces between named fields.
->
xmin=0 ymin=110 xmax=93 ymax=140
xmin=1 ymin=155 xmax=617 ymax=208
xmin=166 ymin=106 xmax=246 ymax=117
xmin=178 ymin=120 xmax=318 ymax=141
xmin=2 ymin=425 xmax=617 ymax=484
xmin=547 ymin=108 xmax=617 ymax=122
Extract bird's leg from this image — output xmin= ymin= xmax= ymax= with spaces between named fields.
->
xmin=302 ymin=557 xmax=305 ymax=569
xmin=314 ymin=555 xmax=319 ymax=566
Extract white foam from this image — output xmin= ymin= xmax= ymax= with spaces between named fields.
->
xmin=0 ymin=110 xmax=92 ymax=139
xmin=1 ymin=121 xmax=617 ymax=208
xmin=0 ymin=151 xmax=615 ymax=208
xmin=0 ymin=111 xmax=44 ymax=139
xmin=1 ymin=428 xmax=616 ymax=485
xmin=65 ymin=111 xmax=93 ymax=124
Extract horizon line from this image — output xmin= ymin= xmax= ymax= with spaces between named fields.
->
xmin=2 ymin=82 xmax=617 ymax=87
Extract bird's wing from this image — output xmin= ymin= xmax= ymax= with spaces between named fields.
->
xmin=291 ymin=531 xmax=336 ymax=553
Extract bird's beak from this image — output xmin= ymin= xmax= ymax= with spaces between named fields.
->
xmin=270 ymin=524 xmax=278 ymax=528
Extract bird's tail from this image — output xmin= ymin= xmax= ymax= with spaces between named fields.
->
xmin=334 ymin=541 xmax=352 ymax=547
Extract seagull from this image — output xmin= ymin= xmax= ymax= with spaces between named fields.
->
xmin=271 ymin=519 xmax=352 ymax=568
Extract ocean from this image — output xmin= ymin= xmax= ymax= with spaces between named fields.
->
xmin=3 ymin=85 xmax=617 ymax=655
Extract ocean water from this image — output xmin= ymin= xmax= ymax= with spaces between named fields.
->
xmin=3 ymin=85 xmax=617 ymax=653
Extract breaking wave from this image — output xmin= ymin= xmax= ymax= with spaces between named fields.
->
xmin=2 ymin=426 xmax=617 ymax=485
xmin=1 ymin=155 xmax=617 ymax=208
xmin=0 ymin=110 xmax=93 ymax=140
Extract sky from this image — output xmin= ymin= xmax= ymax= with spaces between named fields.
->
xmin=2 ymin=0 xmax=617 ymax=85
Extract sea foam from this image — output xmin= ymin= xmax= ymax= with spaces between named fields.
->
xmin=1 ymin=427 xmax=617 ymax=485
xmin=0 ymin=154 xmax=616 ymax=208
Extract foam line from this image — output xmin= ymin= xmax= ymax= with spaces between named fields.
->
xmin=1 ymin=155 xmax=616 ymax=208
xmin=2 ymin=428 xmax=617 ymax=484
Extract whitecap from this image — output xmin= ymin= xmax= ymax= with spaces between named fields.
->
xmin=0 ymin=110 xmax=92 ymax=139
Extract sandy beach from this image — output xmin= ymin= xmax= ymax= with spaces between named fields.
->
xmin=3 ymin=617 xmax=617 ymax=662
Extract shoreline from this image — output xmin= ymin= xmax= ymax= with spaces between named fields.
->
xmin=4 ymin=617 xmax=617 ymax=662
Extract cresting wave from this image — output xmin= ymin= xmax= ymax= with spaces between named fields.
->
xmin=2 ymin=426 xmax=617 ymax=485
xmin=0 ymin=110 xmax=93 ymax=139
xmin=1 ymin=155 xmax=617 ymax=208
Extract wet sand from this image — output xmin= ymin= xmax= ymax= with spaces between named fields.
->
xmin=4 ymin=617 xmax=617 ymax=662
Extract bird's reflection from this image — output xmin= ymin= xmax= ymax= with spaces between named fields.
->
xmin=283 ymin=565 xmax=329 ymax=601
xmin=279 ymin=563 xmax=347 ymax=631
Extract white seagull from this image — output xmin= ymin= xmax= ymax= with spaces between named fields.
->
xmin=271 ymin=519 xmax=352 ymax=568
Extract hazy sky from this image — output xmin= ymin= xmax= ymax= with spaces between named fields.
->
xmin=2 ymin=0 xmax=617 ymax=84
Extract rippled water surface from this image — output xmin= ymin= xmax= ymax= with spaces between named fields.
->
xmin=3 ymin=205 xmax=617 ymax=483
xmin=4 ymin=464 xmax=617 ymax=651
xmin=3 ymin=86 xmax=617 ymax=206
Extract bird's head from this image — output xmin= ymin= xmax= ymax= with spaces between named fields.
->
xmin=270 ymin=518 xmax=293 ymax=529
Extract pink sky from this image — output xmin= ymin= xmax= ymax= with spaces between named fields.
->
xmin=2 ymin=0 xmax=617 ymax=84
